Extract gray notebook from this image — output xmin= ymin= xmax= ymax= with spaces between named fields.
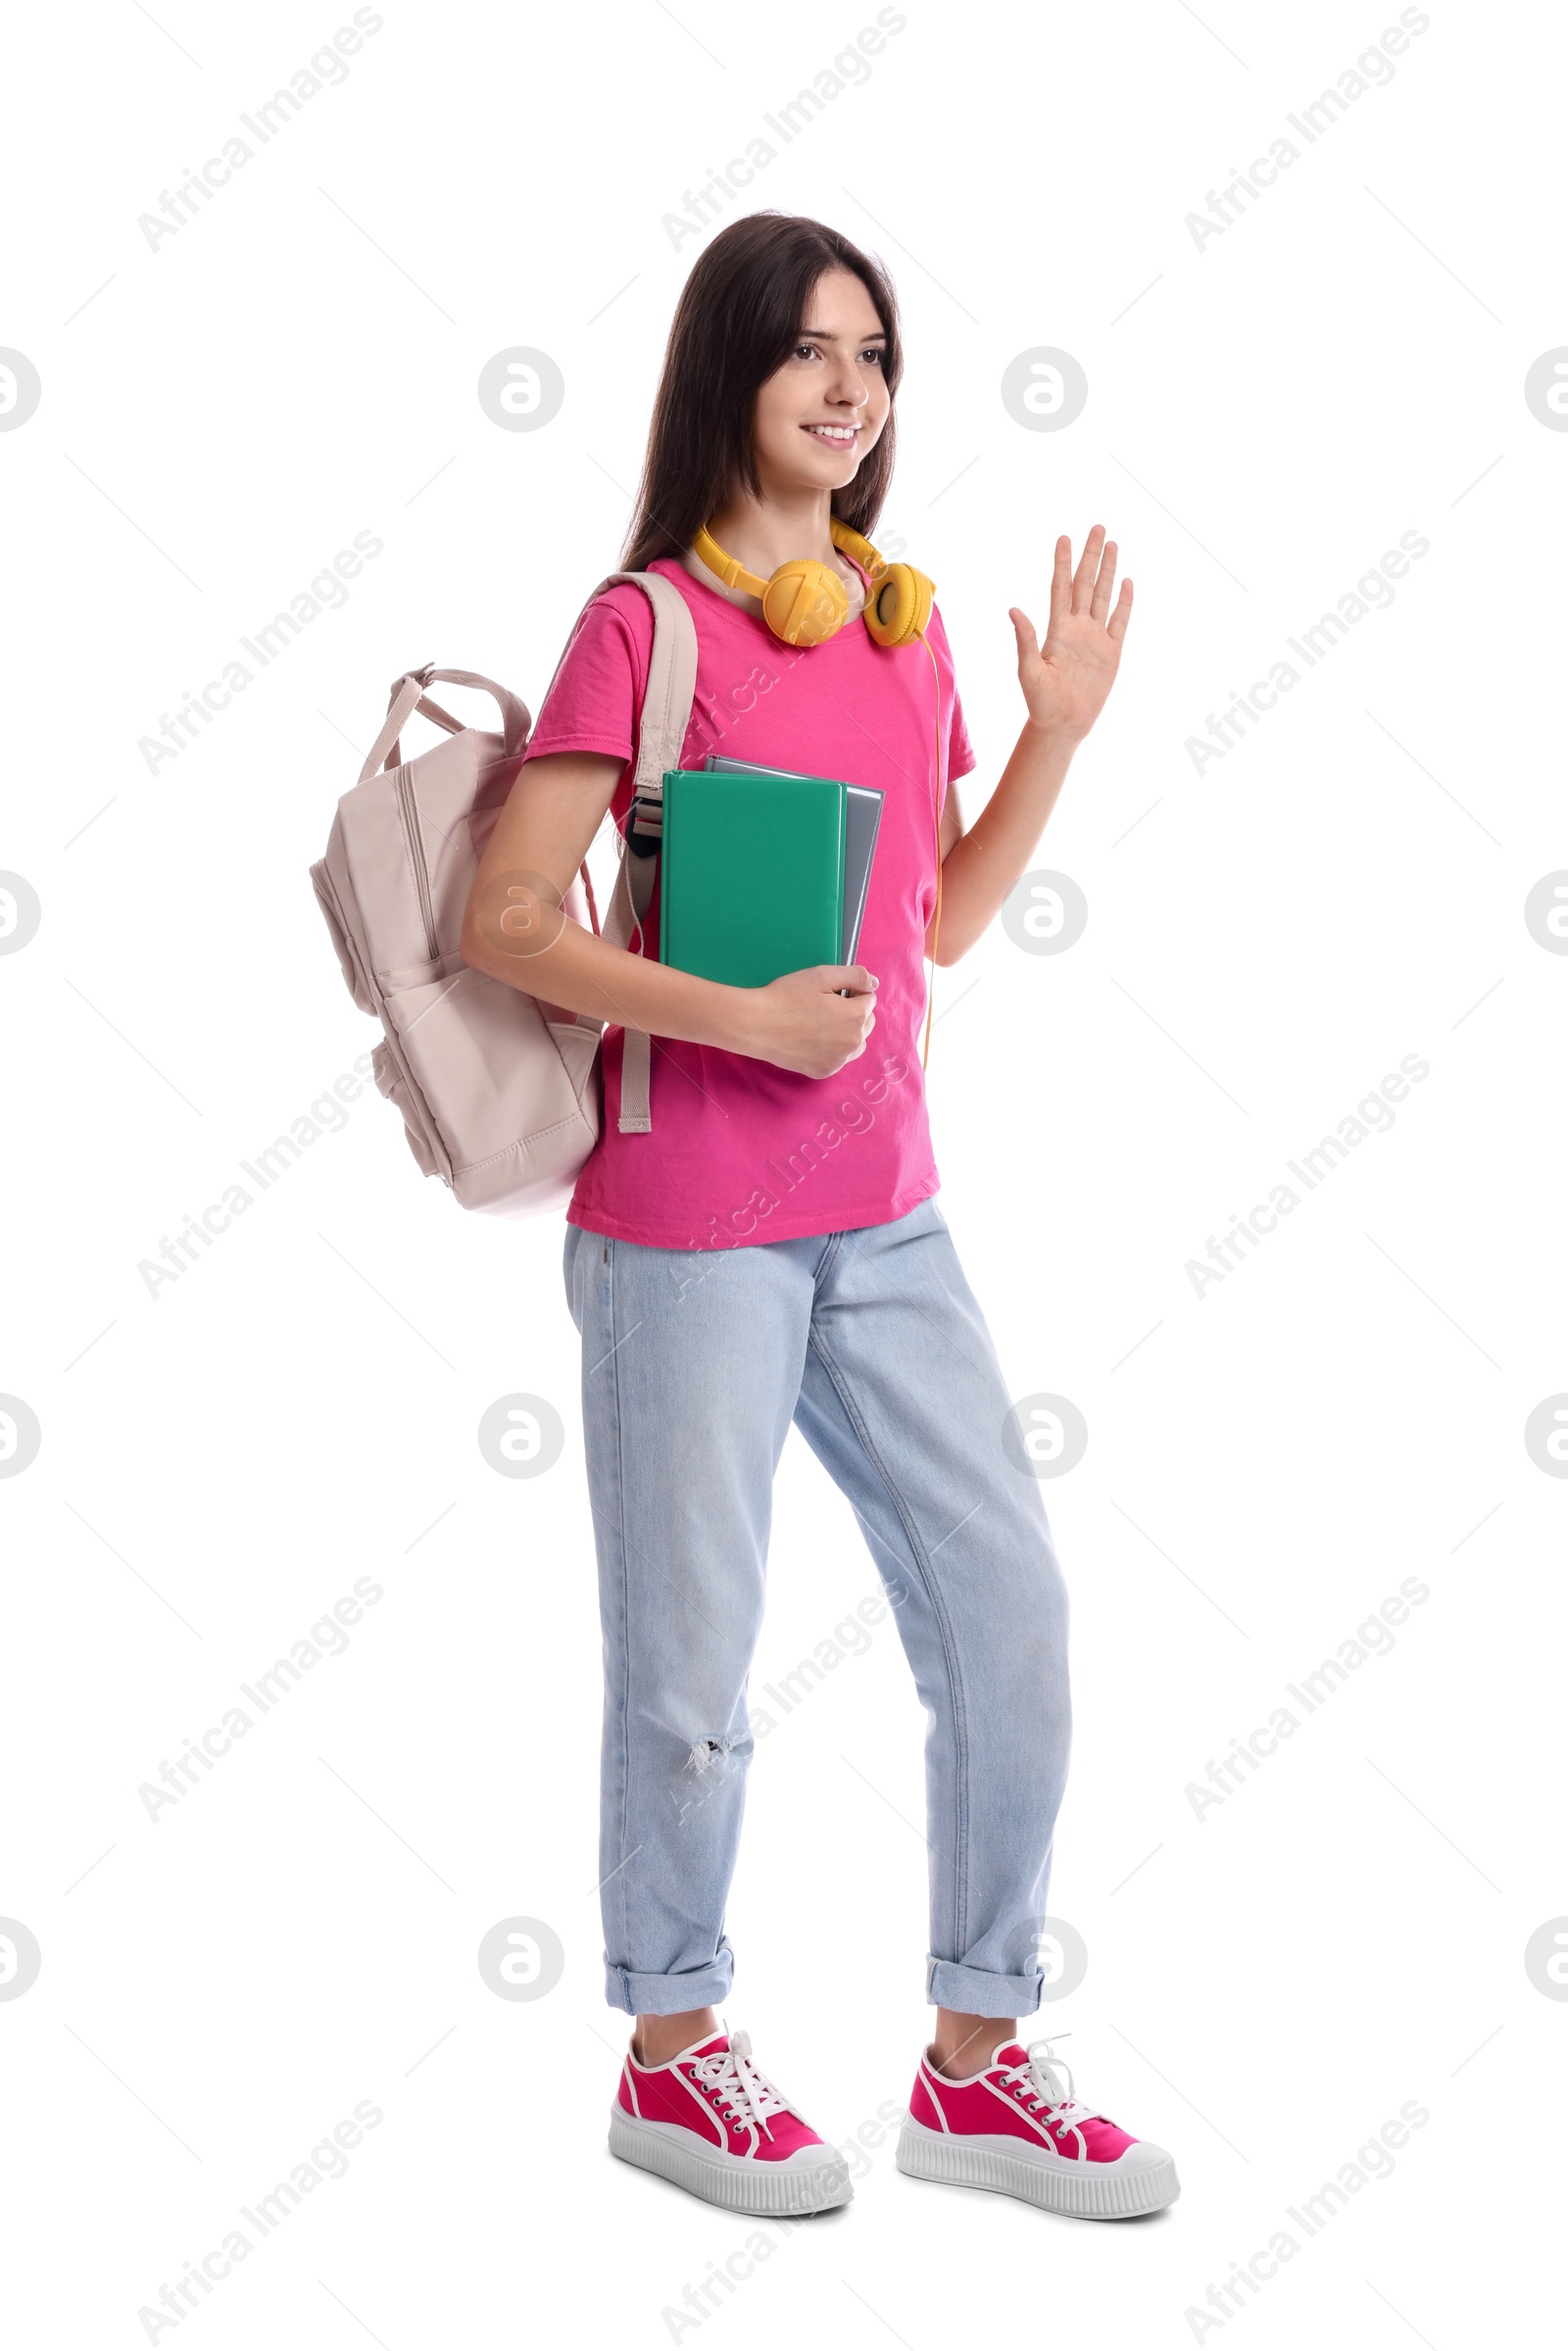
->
xmin=702 ymin=757 xmax=884 ymax=961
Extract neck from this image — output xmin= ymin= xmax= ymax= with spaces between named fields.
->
xmin=706 ymin=484 xmax=836 ymax=576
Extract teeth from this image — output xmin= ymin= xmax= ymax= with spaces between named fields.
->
xmin=807 ymin=424 xmax=856 ymax=440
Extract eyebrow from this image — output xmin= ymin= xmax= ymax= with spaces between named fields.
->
xmin=797 ymin=325 xmax=887 ymax=341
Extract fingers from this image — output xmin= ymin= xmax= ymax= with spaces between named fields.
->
xmin=1070 ymin=523 xmax=1106 ymax=614
xmin=1048 ymin=535 xmax=1073 ymax=630
xmin=1027 ymin=526 xmax=1131 ymax=647
xmin=1089 ymin=537 xmax=1118 ymax=622
xmin=823 ymin=963 xmax=879 ymax=996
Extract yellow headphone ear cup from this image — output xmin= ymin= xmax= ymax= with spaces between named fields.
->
xmin=762 ymin=559 xmax=849 ymax=646
xmin=863 ymin=563 xmax=935 ymax=648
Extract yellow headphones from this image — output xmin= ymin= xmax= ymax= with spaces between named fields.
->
xmin=691 ymin=515 xmax=935 ymax=649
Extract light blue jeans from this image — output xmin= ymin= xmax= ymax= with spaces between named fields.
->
xmin=563 ymin=1196 xmax=1071 ymax=2019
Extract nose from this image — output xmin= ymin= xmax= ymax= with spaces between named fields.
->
xmin=824 ymin=352 xmax=872 ymax=409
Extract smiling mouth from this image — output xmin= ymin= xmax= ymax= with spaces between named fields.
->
xmin=804 ymin=422 xmax=859 ymax=445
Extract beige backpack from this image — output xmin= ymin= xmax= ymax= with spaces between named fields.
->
xmin=309 ymin=572 xmax=698 ymax=1214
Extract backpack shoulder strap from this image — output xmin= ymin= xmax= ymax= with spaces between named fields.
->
xmin=563 ymin=571 xmax=699 ymax=1136
xmin=565 ymin=569 xmax=698 ymax=833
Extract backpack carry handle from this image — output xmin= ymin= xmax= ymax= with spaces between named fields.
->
xmin=358 ymin=666 xmax=531 ymax=786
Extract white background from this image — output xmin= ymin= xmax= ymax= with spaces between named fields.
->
xmin=2 ymin=0 xmax=1565 ymax=2343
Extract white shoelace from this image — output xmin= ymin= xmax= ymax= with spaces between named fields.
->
xmin=689 ymin=2029 xmax=791 ymax=2140
xmin=997 ymin=2037 xmax=1102 ymax=2134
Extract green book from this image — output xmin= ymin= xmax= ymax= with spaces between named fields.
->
xmin=704 ymin=757 xmax=883 ymax=962
xmin=659 ymin=766 xmax=845 ymax=988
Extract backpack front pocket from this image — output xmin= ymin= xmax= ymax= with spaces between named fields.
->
xmin=380 ymin=965 xmax=593 ymax=1178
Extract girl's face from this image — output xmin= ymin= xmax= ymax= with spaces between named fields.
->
xmin=751 ymin=267 xmax=892 ymax=499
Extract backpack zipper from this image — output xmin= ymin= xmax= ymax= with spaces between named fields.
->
xmin=395 ymin=762 xmax=439 ymax=961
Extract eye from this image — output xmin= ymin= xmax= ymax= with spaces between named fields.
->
xmin=860 ymin=346 xmax=885 ymax=366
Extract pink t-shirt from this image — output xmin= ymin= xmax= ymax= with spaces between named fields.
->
xmin=523 ymin=555 xmax=974 ymax=1250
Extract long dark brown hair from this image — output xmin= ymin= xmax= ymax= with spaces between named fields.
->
xmin=621 ymin=213 xmax=903 ymax=572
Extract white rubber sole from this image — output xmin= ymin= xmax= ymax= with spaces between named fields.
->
xmin=609 ymin=2105 xmax=853 ymax=2215
xmin=896 ymin=2116 xmax=1180 ymax=2218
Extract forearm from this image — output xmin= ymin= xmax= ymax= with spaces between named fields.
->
xmin=931 ymin=719 xmax=1081 ymax=963
xmin=462 ymin=904 xmax=762 ymax=1053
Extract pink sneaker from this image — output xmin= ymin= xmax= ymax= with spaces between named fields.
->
xmin=897 ymin=2034 xmax=1179 ymax=2218
xmin=609 ymin=2028 xmax=852 ymax=2215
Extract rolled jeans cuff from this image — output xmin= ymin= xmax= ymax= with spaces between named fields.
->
xmin=606 ymin=1944 xmax=736 ymax=2018
xmin=927 ymin=1955 xmax=1044 ymax=2018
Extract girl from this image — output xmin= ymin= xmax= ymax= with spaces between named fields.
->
xmin=461 ymin=213 xmax=1177 ymax=2223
